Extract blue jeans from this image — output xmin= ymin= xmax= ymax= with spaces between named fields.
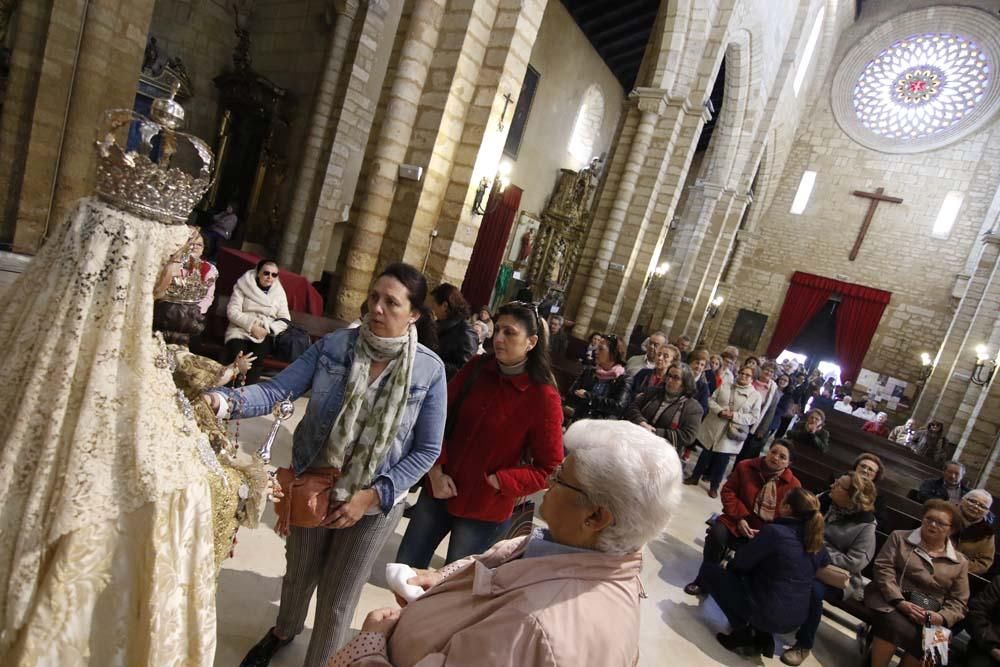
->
xmin=795 ymin=580 xmax=843 ymax=649
xmin=396 ymin=492 xmax=510 ymax=568
xmin=690 ymin=449 xmax=733 ymax=490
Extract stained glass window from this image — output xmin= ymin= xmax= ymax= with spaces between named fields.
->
xmin=852 ymin=33 xmax=991 ymax=140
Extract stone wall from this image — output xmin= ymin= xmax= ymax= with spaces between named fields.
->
xmin=505 ymin=0 xmax=623 ymax=217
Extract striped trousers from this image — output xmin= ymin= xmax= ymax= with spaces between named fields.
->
xmin=274 ymin=503 xmax=404 ymax=666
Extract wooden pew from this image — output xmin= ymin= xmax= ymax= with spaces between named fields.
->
xmin=824 ymin=411 xmax=941 ymax=478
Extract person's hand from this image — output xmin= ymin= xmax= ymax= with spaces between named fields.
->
xmin=250 ymin=323 xmax=268 ymax=339
xmin=394 ymin=570 xmax=444 ymax=607
xmin=640 ymin=422 xmax=656 ymax=433
xmin=268 ymin=476 xmax=284 ymax=501
xmin=485 ymin=474 xmax=500 ymax=491
xmin=202 ymin=392 xmax=220 ymax=412
xmin=428 ymin=466 xmax=458 ymax=499
xmin=736 ymin=519 xmax=758 ymax=539
xmin=897 ymin=600 xmax=929 ymax=625
xmin=989 ymin=647 xmax=1000 ymax=662
xmin=235 ymin=351 xmax=257 ymax=375
xmin=806 ymin=422 xmax=821 ymax=434
xmin=323 ymin=488 xmax=379 ymax=529
xmin=361 ymin=607 xmax=401 ymax=635
xmin=574 ymin=389 xmax=588 ymax=399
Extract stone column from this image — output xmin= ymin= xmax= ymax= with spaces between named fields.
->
xmin=571 ymin=91 xmax=661 ymax=337
xmin=332 ymin=0 xmax=446 ymax=320
xmin=7 ymin=0 xmax=155 ymax=252
xmin=915 ymin=234 xmax=1000 ymax=431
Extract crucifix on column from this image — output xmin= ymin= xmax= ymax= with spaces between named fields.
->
xmin=849 ymin=187 xmax=903 ymax=261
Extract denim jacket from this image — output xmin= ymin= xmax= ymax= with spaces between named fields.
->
xmin=215 ymin=328 xmax=447 ymax=513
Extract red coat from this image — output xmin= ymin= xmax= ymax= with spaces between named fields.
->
xmin=437 ymin=356 xmax=564 ymax=522
xmin=719 ymin=458 xmax=802 ymax=536
xmin=862 ymin=421 xmax=890 ymax=437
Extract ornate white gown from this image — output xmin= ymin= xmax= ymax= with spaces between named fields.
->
xmin=0 ymin=199 xmax=218 ymax=665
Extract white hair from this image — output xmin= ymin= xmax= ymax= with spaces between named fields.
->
xmin=563 ymin=419 xmax=683 ymax=554
xmin=964 ymin=489 xmax=992 ymax=506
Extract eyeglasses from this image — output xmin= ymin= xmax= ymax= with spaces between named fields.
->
xmin=964 ymin=499 xmax=990 ymax=511
xmin=548 ymin=464 xmax=592 ymax=502
xmin=261 ymin=270 xmax=279 ymax=277
xmin=922 ymin=517 xmax=952 ymax=529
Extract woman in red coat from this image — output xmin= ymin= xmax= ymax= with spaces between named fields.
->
xmin=684 ymin=439 xmax=802 ymax=596
xmin=396 ymin=301 xmax=564 ymax=566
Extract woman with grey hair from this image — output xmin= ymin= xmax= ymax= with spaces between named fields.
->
xmin=625 ymin=361 xmax=704 ymax=454
xmin=956 ymin=489 xmax=996 ymax=575
xmin=330 ymin=420 xmax=683 ymax=666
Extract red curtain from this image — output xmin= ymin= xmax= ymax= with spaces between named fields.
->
xmin=461 ymin=185 xmax=522 ymax=310
xmin=835 ymin=283 xmax=891 ymax=383
xmin=764 ymin=272 xmax=836 ymax=357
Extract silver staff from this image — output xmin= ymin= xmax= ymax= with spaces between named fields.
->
xmin=257 ymin=396 xmax=295 ymax=463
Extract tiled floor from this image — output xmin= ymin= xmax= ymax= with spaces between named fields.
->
xmin=216 ymin=401 xmax=859 ymax=666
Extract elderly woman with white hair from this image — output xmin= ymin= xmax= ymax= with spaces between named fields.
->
xmin=329 ymin=420 xmax=683 ymax=666
xmin=957 ymin=489 xmax=996 ymax=575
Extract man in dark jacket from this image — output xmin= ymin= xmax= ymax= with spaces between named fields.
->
xmin=967 ymin=574 xmax=1000 ymax=665
xmin=913 ymin=461 xmax=972 ymax=504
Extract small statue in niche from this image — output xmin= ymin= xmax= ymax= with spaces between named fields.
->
xmin=142 ymin=36 xmax=160 ymax=74
xmin=548 ymin=240 xmax=565 ymax=284
xmin=517 ymin=228 xmax=534 ymax=265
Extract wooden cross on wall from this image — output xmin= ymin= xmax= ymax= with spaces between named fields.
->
xmin=849 ymin=187 xmax=903 ymax=261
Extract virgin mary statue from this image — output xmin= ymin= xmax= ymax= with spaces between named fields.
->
xmin=0 ymin=95 xmax=219 ymax=665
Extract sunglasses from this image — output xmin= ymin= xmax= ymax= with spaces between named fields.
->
xmin=260 ymin=270 xmax=279 ymax=277
xmin=506 ymin=301 xmax=540 ymax=328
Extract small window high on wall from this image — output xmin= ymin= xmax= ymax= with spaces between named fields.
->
xmin=568 ymin=85 xmax=605 ymax=168
xmin=932 ymin=191 xmax=963 ymax=239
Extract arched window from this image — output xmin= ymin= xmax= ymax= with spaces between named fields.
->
xmin=568 ymin=84 xmax=605 ymax=167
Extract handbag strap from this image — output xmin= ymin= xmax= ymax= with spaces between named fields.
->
xmin=443 ymin=355 xmax=486 ymax=440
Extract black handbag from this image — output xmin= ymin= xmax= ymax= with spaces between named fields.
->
xmin=271 ymin=318 xmax=311 ymax=362
xmin=904 ymin=590 xmax=943 ymax=613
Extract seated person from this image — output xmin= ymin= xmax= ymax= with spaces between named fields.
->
xmin=701 ymin=488 xmax=829 ymax=658
xmin=956 ymin=489 xmax=996 ymax=575
xmin=624 ymin=331 xmax=668 ymax=377
xmin=864 ymin=500 xmax=970 ymax=667
xmin=852 ymin=452 xmax=884 ymax=485
xmin=546 ymin=314 xmax=568 ymax=362
xmin=579 ymin=331 xmax=601 ymax=365
xmin=913 ymin=460 xmax=972 ymax=504
xmin=625 ymin=361 xmax=704 ymax=454
xmin=565 ymin=334 xmax=631 ymax=421
xmin=914 ymin=420 xmax=952 ymax=462
xmin=787 ymin=408 xmax=830 ymax=454
xmin=782 ymin=473 xmax=877 ymax=666
xmin=683 ymin=441 xmax=801 ymax=596
xmin=852 ymin=400 xmax=878 ymax=421
xmin=862 ymin=412 xmax=890 ymax=437
xmin=329 ymin=420 xmax=682 ymax=666
xmin=889 ymin=418 xmax=921 ymax=446
xmin=966 ymin=573 xmax=1000 ymax=667
xmin=631 ymin=345 xmax=672 ymax=395
xmin=224 ymin=259 xmax=289 ymax=384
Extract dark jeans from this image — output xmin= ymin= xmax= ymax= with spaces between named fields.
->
xmin=701 ymin=562 xmax=755 ymax=630
xmin=735 ymin=435 xmax=767 ymax=464
xmin=965 ymin=644 xmax=1000 ymax=667
xmin=396 ymin=492 xmax=510 ymax=568
xmin=225 ymin=336 xmax=272 ymax=385
xmin=795 ymin=580 xmax=844 ymax=649
xmin=695 ymin=520 xmax=747 ymax=584
xmin=689 ymin=449 xmax=733 ymax=490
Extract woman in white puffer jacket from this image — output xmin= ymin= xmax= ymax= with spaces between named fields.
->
xmin=225 ymin=259 xmax=290 ymax=383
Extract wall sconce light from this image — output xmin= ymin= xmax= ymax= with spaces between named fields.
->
xmin=971 ymin=344 xmax=997 ymax=386
xmin=919 ymin=352 xmax=933 ymax=381
xmin=706 ymin=295 xmax=724 ymax=319
xmin=653 ymin=262 xmax=670 ymax=278
xmin=471 ymin=161 xmax=512 ymax=216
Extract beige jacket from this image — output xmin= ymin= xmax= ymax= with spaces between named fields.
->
xmin=332 ymin=537 xmax=643 ymax=666
xmin=864 ymin=528 xmax=970 ymax=627
xmin=698 ymin=381 xmax=763 ymax=455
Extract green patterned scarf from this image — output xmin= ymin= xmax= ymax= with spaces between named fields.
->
xmin=327 ymin=317 xmax=417 ymax=502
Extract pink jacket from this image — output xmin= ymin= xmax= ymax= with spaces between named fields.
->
xmin=331 ymin=537 xmax=644 ymax=666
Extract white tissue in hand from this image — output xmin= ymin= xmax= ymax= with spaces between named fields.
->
xmin=386 ymin=563 xmax=425 ymax=603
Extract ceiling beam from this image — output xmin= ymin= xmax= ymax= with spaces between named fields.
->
xmin=586 ymin=14 xmax=656 ymax=44
xmin=575 ymin=0 xmax=651 ymax=28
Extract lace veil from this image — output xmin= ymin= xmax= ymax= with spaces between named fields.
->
xmin=0 ymin=198 xmax=213 ymax=641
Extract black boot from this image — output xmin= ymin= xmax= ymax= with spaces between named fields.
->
xmin=716 ymin=626 xmax=759 ymax=657
xmin=240 ymin=628 xmax=293 ymax=667
xmin=755 ymin=629 xmax=775 ymax=658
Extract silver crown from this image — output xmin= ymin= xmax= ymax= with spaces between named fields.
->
xmin=94 ymin=85 xmax=215 ymax=224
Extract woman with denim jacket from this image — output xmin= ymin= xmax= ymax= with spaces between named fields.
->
xmin=204 ymin=263 xmax=447 ymax=667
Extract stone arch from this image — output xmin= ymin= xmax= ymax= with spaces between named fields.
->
xmin=701 ymin=31 xmax=753 ymax=186
xmin=568 ymin=84 xmax=605 ymax=168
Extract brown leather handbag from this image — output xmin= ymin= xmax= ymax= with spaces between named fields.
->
xmin=274 ymin=466 xmax=341 ymax=536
